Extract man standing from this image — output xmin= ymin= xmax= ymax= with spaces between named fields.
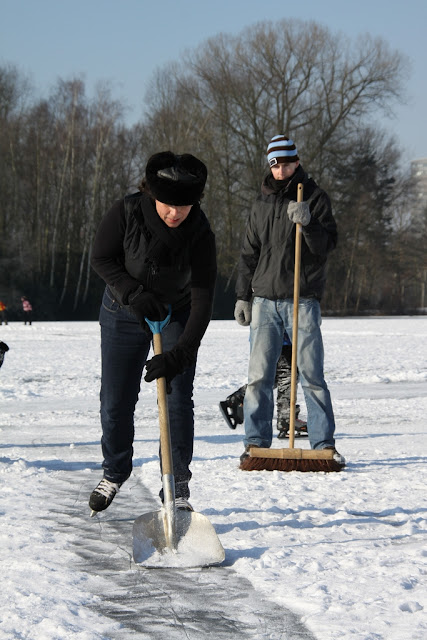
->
xmin=234 ymin=135 xmax=344 ymax=466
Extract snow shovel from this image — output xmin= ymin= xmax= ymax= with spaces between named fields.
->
xmin=133 ymin=314 xmax=225 ymax=567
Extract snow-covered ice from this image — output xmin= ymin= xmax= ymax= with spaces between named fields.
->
xmin=0 ymin=316 xmax=426 ymax=639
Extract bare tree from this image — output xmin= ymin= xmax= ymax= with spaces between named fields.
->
xmin=0 ymin=64 xmax=32 ymax=249
xmin=142 ymin=19 xmax=409 ymax=283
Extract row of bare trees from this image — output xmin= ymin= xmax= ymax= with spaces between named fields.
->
xmin=1 ymin=19 xmax=426 ymax=319
xmin=0 ymin=67 xmax=145 ymax=317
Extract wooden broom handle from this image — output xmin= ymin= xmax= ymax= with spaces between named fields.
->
xmin=288 ymin=183 xmax=303 ymax=449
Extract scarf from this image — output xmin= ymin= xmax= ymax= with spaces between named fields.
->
xmin=141 ymin=194 xmax=202 ymax=263
xmin=262 ymin=165 xmax=305 ymax=197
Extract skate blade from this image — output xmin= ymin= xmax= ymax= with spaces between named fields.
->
xmin=219 ymin=401 xmax=238 ymax=429
xmin=277 ymin=430 xmax=309 ymax=439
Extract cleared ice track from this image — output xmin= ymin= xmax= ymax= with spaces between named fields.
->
xmin=51 ymin=471 xmax=315 ymax=640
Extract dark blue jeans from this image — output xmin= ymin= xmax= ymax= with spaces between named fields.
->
xmin=98 ymin=287 xmax=195 ymax=498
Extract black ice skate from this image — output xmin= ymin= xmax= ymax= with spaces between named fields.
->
xmin=89 ymin=478 xmax=122 ymax=516
xmin=219 ymin=385 xmax=246 ymax=429
xmin=277 ymin=405 xmax=308 ymax=439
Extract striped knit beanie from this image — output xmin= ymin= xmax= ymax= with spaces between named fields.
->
xmin=267 ymin=135 xmax=299 ymax=167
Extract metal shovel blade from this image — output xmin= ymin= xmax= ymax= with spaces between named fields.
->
xmin=133 ymin=508 xmax=225 ymax=568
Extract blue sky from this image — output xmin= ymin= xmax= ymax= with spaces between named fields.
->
xmin=1 ymin=0 xmax=426 ymax=162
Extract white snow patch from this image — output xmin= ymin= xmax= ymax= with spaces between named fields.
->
xmin=0 ymin=317 xmax=426 ymax=639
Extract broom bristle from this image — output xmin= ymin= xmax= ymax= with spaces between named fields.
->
xmin=240 ymin=456 xmax=344 ymax=472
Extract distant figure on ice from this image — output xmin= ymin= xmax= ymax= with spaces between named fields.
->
xmin=220 ymin=330 xmax=308 ymax=438
xmin=21 ymin=297 xmax=33 ymax=325
xmin=0 ymin=300 xmax=7 ymax=325
xmin=0 ymin=341 xmax=9 ymax=369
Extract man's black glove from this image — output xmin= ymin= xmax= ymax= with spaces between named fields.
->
xmin=128 ymin=287 xmax=168 ymax=328
xmin=144 ymin=349 xmax=183 ymax=390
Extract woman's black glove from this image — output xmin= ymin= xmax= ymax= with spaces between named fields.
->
xmin=128 ymin=287 xmax=168 ymax=328
xmin=144 ymin=345 xmax=195 ymax=390
xmin=144 ymin=351 xmax=182 ymax=390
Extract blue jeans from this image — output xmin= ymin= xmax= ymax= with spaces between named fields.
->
xmin=98 ymin=287 xmax=195 ymax=498
xmin=244 ymin=296 xmax=335 ymax=450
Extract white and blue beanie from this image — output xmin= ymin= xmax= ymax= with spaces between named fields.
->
xmin=267 ymin=135 xmax=299 ymax=167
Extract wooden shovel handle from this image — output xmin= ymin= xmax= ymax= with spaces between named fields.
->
xmin=152 ymin=332 xmax=173 ymax=476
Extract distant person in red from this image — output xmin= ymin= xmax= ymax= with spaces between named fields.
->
xmin=0 ymin=300 xmax=7 ymax=325
xmin=21 ymin=296 xmax=33 ymax=325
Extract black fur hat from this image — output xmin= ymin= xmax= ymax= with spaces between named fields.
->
xmin=145 ymin=151 xmax=207 ymax=205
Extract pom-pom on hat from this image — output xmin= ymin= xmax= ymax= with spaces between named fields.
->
xmin=145 ymin=151 xmax=207 ymax=205
xmin=267 ymin=135 xmax=299 ymax=167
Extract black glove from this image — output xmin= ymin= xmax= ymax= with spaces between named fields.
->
xmin=128 ymin=287 xmax=168 ymax=328
xmin=144 ymin=350 xmax=183 ymax=390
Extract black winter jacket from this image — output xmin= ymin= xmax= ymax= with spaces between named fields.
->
xmin=91 ymin=192 xmax=217 ymax=359
xmin=235 ymin=165 xmax=337 ymax=302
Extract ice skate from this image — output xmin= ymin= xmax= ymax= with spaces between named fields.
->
xmin=219 ymin=385 xmax=246 ymax=429
xmin=89 ymin=478 xmax=121 ymax=516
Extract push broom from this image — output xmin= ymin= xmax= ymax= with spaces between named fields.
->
xmin=240 ymin=183 xmax=344 ymax=472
